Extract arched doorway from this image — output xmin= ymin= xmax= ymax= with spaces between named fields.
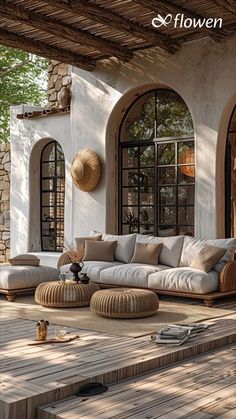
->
xmin=40 ymin=140 xmax=65 ymax=251
xmin=225 ymin=105 xmax=236 ymax=238
xmin=119 ymin=88 xmax=194 ymax=236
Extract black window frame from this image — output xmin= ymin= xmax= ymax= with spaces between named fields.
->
xmin=225 ymin=105 xmax=236 ymax=238
xmin=119 ymin=88 xmax=195 ymax=236
xmin=40 ymin=140 xmax=65 ymax=252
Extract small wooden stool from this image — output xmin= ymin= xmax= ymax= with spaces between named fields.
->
xmin=90 ymin=288 xmax=159 ymax=319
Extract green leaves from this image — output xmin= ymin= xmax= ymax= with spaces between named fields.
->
xmin=0 ymin=46 xmax=48 ymax=142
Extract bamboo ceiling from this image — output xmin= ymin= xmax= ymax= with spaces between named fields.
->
xmin=0 ymin=0 xmax=235 ymax=70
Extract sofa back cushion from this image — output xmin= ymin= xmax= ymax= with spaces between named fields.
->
xmin=180 ymin=236 xmax=236 ymax=272
xmin=90 ymin=231 xmax=136 ymax=263
xmin=74 ymin=235 xmax=102 ymax=260
xmin=131 ymin=242 xmax=163 ymax=265
xmin=136 ymin=235 xmax=184 ymax=268
xmin=190 ymin=245 xmax=226 ymax=273
xmin=83 ymin=240 xmax=117 ymax=262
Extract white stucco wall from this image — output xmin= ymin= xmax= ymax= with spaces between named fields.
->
xmin=10 ymin=35 xmax=236 ymax=257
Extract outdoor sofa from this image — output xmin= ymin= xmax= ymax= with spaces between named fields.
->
xmin=60 ymin=232 xmax=236 ymax=307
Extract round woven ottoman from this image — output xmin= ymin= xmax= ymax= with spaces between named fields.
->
xmin=35 ymin=281 xmax=100 ymax=308
xmin=90 ymin=288 xmax=159 ymax=319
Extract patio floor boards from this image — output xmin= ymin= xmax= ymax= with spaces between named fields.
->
xmin=0 ymin=311 xmax=235 ymax=419
xmin=38 ymin=345 xmax=236 ymax=419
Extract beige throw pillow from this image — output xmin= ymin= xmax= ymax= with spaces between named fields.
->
xmin=83 ymin=240 xmax=117 ymax=262
xmin=190 ymin=246 xmax=226 ymax=272
xmin=74 ymin=235 xmax=102 ymax=260
xmin=131 ymin=242 xmax=163 ymax=265
xmin=9 ymin=254 xmax=40 ymax=267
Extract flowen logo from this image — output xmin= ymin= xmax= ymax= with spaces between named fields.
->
xmin=152 ymin=14 xmax=223 ymax=29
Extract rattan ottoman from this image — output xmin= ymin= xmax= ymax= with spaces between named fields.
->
xmin=90 ymin=288 xmax=159 ymax=319
xmin=35 ymin=281 xmax=100 ymax=308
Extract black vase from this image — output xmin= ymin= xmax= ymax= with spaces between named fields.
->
xmin=70 ymin=262 xmax=84 ymax=283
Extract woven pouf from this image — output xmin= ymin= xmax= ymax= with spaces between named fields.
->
xmin=35 ymin=281 xmax=100 ymax=308
xmin=90 ymin=288 xmax=159 ymax=319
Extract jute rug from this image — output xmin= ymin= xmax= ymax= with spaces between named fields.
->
xmin=0 ymin=295 xmax=234 ymax=337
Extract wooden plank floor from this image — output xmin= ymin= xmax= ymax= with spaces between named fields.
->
xmin=0 ymin=310 xmax=235 ymax=419
xmin=38 ymin=345 xmax=236 ymax=419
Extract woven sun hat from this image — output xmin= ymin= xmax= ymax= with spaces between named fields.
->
xmin=71 ymin=149 xmax=101 ymax=192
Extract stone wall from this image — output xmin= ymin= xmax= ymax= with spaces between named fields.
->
xmin=47 ymin=61 xmax=72 ymax=109
xmin=0 ymin=143 xmax=10 ymax=263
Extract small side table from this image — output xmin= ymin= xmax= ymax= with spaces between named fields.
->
xmin=35 ymin=281 xmax=100 ymax=308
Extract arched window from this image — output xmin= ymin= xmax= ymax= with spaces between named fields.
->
xmin=225 ymin=105 xmax=236 ymax=238
xmin=119 ymin=89 xmax=195 ymax=237
xmin=40 ymin=141 xmax=65 ymax=251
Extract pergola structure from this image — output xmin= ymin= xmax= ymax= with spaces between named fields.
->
xmin=0 ymin=0 xmax=235 ymax=70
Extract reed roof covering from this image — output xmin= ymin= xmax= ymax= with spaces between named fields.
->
xmin=0 ymin=0 xmax=235 ymax=70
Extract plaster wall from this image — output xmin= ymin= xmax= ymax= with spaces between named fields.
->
xmin=10 ymin=35 xmax=236 ymax=258
xmin=10 ymin=106 xmax=72 ymax=256
xmin=72 ymin=35 xmax=236 ymax=239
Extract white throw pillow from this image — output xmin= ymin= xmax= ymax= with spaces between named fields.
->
xmin=136 ymin=234 xmax=184 ymax=268
xmin=180 ymin=236 xmax=236 ymax=272
xmin=90 ymin=231 xmax=136 ymax=263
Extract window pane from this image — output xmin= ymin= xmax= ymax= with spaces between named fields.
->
xmin=178 ymin=206 xmax=194 ymax=225
xmin=158 ymin=186 xmax=176 ymax=206
xmin=56 ymin=162 xmax=65 ymax=177
xmin=178 ymin=226 xmax=194 ymax=236
xmin=140 ymin=145 xmax=155 ymax=167
xmin=140 ymin=225 xmax=155 ymax=235
xmin=42 ymin=143 xmax=55 ymax=162
xmin=42 ymin=179 xmax=54 ymax=192
xmin=42 ymin=162 xmax=55 ymax=177
xmin=42 ymin=236 xmax=56 ymax=251
xmin=122 ymin=207 xmax=139 ymax=226
xmin=157 ymin=143 xmax=175 ymax=165
xmin=178 ymin=168 xmax=195 ymax=184
xmin=158 ymin=206 xmax=176 ymax=224
xmin=139 ymin=206 xmax=154 ymax=225
xmin=158 ymin=226 xmax=177 ymax=236
xmin=42 ymin=192 xmax=55 ymax=206
xmin=140 ymin=169 xmax=155 ymax=186
xmin=122 ymin=148 xmax=138 ymax=168
xmin=178 ymin=185 xmax=195 ymax=205
xmin=122 ymin=224 xmax=139 ymax=234
xmin=158 ymin=167 xmax=176 ymax=185
xmin=122 ymin=188 xmax=138 ymax=206
xmin=156 ymin=90 xmax=194 ymax=138
xmin=42 ymin=207 xmax=55 ymax=221
xmin=140 ymin=188 xmax=154 ymax=205
xmin=120 ymin=92 xmax=155 ymax=142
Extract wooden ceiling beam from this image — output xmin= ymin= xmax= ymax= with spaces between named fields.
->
xmin=0 ymin=29 xmax=96 ymax=70
xmin=135 ymin=0 xmax=227 ymax=41
xmin=211 ymin=0 xmax=236 ymax=15
xmin=0 ymin=1 xmax=133 ymax=62
xmin=42 ymin=0 xmax=180 ymax=54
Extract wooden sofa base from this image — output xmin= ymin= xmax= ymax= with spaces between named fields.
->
xmin=96 ymin=283 xmax=236 ymax=307
xmin=0 ymin=287 xmax=36 ymax=302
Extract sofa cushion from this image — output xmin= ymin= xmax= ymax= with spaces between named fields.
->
xmin=148 ymin=267 xmax=219 ymax=294
xmin=60 ymin=261 xmax=122 ymax=283
xmin=90 ymin=231 xmax=136 ymax=263
xmin=180 ymin=236 xmax=236 ymax=272
xmin=190 ymin=246 xmax=226 ymax=273
xmin=74 ymin=234 xmax=102 ymax=260
xmin=0 ymin=266 xmax=59 ymax=290
xmin=83 ymin=240 xmax=117 ymax=262
xmin=9 ymin=254 xmax=40 ymax=267
xmin=136 ymin=234 xmax=184 ymax=268
xmin=131 ymin=242 xmax=163 ymax=265
xmin=99 ymin=263 xmax=169 ymax=288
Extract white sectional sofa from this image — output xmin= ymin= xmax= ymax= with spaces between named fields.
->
xmin=60 ymin=233 xmax=236 ymax=307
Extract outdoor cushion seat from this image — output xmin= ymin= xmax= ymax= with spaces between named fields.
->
xmin=99 ymin=263 xmax=170 ymax=288
xmin=60 ymin=261 xmax=122 ymax=283
xmin=0 ymin=265 xmax=59 ymax=290
xmin=148 ymin=267 xmax=219 ymax=294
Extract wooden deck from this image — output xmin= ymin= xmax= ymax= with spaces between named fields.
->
xmin=0 ymin=310 xmax=236 ymax=419
xmin=38 ymin=345 xmax=236 ymax=419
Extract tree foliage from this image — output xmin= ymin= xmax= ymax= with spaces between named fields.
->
xmin=0 ymin=46 xmax=48 ymax=143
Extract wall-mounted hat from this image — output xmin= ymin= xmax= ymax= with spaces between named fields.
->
xmin=71 ymin=149 xmax=101 ymax=192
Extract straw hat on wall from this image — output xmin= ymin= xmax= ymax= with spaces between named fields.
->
xmin=71 ymin=149 xmax=101 ymax=192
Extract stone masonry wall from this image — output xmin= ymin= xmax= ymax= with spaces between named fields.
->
xmin=47 ymin=60 xmax=72 ymax=108
xmin=0 ymin=143 xmax=10 ymax=263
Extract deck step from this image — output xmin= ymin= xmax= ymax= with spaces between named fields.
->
xmin=37 ymin=344 xmax=236 ymax=419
